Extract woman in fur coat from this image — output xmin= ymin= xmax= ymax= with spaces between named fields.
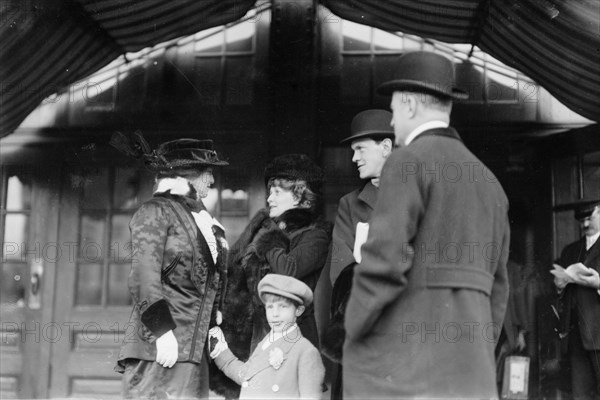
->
xmin=211 ymin=154 xmax=332 ymax=399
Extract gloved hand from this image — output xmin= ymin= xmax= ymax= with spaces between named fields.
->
xmin=208 ymin=326 xmax=228 ymax=359
xmin=577 ymin=267 xmax=600 ymax=290
xmin=156 ymin=330 xmax=178 ymax=368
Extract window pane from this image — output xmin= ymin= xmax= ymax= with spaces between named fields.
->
xmin=341 ymin=56 xmax=371 ymax=104
xmin=114 ymin=169 xmax=142 ymax=210
xmin=81 ymin=168 xmax=109 ymax=210
xmin=3 ymin=215 xmax=28 ymax=255
xmin=1 ymin=262 xmax=26 ymax=306
xmin=583 ymin=151 xmax=600 ymax=199
xmin=373 ymin=55 xmax=398 ymax=106
xmin=107 ymin=263 xmax=132 ymax=306
xmin=193 ymin=58 xmax=222 ymax=105
xmin=76 ymin=264 xmax=103 ymax=305
xmin=342 ymin=20 xmax=371 ymax=51
xmin=6 ymin=174 xmax=32 ymax=211
xmin=226 ymin=22 xmax=255 ymax=52
xmin=373 ymin=30 xmax=402 ymax=51
xmin=554 ymin=211 xmax=580 ymax=258
xmin=221 ymin=189 xmax=248 ymax=213
xmin=487 ymin=68 xmax=518 ymax=102
xmin=225 ymin=57 xmax=254 ymax=105
xmin=80 ymin=213 xmax=105 ymax=263
xmin=553 ymin=156 xmax=578 ymax=205
xmin=195 ymin=28 xmax=223 ymax=53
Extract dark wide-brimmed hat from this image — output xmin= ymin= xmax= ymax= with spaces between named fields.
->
xmin=110 ymin=131 xmax=227 ymax=171
xmin=155 ymin=138 xmax=228 ymax=169
xmin=573 ymin=198 xmax=600 ymax=220
xmin=264 ymin=153 xmax=324 ymax=192
xmin=340 ymin=109 xmax=394 ymax=145
xmin=377 ymin=51 xmax=468 ymax=100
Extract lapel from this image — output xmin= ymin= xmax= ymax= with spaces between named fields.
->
xmin=584 ymin=236 xmax=600 ymax=271
xmin=243 ymin=330 xmax=301 ymax=381
xmin=357 ymin=181 xmax=378 ymax=211
xmin=411 ymin=127 xmax=463 ymax=144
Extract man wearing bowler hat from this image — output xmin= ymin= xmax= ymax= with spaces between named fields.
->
xmin=552 ymin=199 xmax=600 ymax=399
xmin=343 ymin=51 xmax=510 ymax=398
xmin=321 ymin=109 xmax=394 ymax=399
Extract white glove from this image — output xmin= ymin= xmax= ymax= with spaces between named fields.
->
xmin=156 ymin=330 xmax=178 ymax=368
xmin=216 ymin=310 xmax=223 ymax=326
xmin=576 ymin=267 xmax=600 ymax=290
xmin=208 ymin=326 xmax=228 ymax=359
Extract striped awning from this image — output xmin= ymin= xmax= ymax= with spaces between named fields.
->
xmin=321 ymin=0 xmax=600 ymax=123
xmin=1 ymin=0 xmax=598 ymax=137
xmin=0 ymin=0 xmax=256 ymax=137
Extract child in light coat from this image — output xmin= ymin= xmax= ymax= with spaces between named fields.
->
xmin=209 ymin=274 xmax=325 ymax=399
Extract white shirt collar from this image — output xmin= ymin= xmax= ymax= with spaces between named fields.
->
xmin=586 ymin=232 xmax=600 ymax=251
xmin=405 ymin=120 xmax=449 ymax=146
xmin=262 ymin=324 xmax=298 ymax=350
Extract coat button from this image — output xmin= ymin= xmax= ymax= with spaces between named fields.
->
xmin=242 ymin=381 xmax=249 ymax=388
xmin=272 ymin=384 xmax=279 ymax=392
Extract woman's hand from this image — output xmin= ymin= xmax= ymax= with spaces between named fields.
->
xmin=156 ymin=330 xmax=178 ymax=368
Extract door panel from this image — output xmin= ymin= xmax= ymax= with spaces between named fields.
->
xmin=49 ymin=167 xmax=150 ymax=398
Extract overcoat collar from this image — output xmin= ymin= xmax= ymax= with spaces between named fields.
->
xmin=411 ymin=126 xmax=463 ymax=144
xmin=357 ymin=181 xmax=378 ymax=211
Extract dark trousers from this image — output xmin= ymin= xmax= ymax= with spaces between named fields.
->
xmin=121 ymin=355 xmax=209 ymax=399
xmin=569 ymin=324 xmax=600 ymax=400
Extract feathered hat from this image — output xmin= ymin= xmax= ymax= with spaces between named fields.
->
xmin=110 ymin=131 xmax=228 ymax=171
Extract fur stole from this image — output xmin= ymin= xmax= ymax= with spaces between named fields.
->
xmin=209 ymin=208 xmax=323 ymax=399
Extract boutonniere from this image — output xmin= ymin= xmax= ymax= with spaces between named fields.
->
xmin=268 ymin=347 xmax=284 ymax=370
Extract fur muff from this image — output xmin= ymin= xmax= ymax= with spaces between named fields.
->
xmin=209 ymin=208 xmax=322 ymax=399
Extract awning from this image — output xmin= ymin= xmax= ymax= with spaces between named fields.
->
xmin=321 ymin=0 xmax=600 ymax=123
xmin=0 ymin=0 xmax=257 ymax=137
xmin=1 ymin=0 xmax=599 ymax=137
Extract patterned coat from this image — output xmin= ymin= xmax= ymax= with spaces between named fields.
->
xmin=210 ymin=208 xmax=331 ymax=399
xmin=116 ymin=191 xmax=227 ymax=369
xmin=344 ymin=128 xmax=510 ymax=398
xmin=215 ymin=329 xmax=325 ymax=399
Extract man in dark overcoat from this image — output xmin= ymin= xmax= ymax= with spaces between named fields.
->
xmin=322 ymin=109 xmax=394 ymax=399
xmin=552 ymin=200 xmax=600 ymax=399
xmin=343 ymin=51 xmax=510 ymax=398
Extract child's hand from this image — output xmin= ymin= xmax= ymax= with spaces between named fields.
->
xmin=208 ymin=326 xmax=228 ymax=359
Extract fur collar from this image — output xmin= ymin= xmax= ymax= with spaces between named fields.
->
xmin=272 ymin=208 xmax=317 ymax=233
xmin=154 ymin=177 xmax=205 ymax=212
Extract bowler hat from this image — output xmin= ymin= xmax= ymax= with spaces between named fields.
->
xmin=378 ymin=51 xmax=468 ymax=100
xmin=573 ymin=199 xmax=600 ymax=220
xmin=264 ymin=154 xmax=324 ymax=193
xmin=340 ymin=109 xmax=394 ymax=145
xmin=258 ymin=274 xmax=313 ymax=306
xmin=155 ymin=138 xmax=228 ymax=170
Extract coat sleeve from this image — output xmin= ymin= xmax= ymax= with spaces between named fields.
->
xmin=129 ymin=201 xmax=177 ymax=338
xmin=491 ymin=216 xmax=510 ymax=337
xmin=214 ymin=348 xmax=246 ymax=385
xmin=345 ymin=151 xmax=423 ymax=340
xmin=297 ymin=344 xmax=326 ymax=400
xmin=264 ymin=228 xmax=331 ymax=280
xmin=329 ymin=195 xmax=358 ymax=286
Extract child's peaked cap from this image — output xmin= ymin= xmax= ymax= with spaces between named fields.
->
xmin=258 ymin=274 xmax=313 ymax=306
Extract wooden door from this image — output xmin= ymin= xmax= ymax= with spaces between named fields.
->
xmin=48 ymin=166 xmax=152 ymax=398
xmin=0 ymin=167 xmax=59 ymax=398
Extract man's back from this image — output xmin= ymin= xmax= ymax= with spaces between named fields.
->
xmin=344 ymin=129 xmax=510 ymax=398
